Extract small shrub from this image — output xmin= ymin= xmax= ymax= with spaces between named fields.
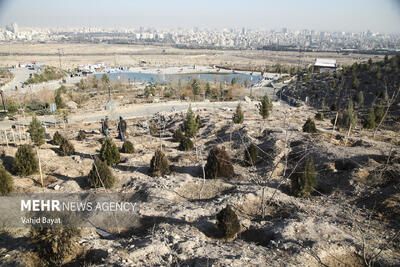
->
xmin=315 ymin=112 xmax=324 ymax=121
xmin=183 ymin=105 xmax=198 ymax=137
xmin=205 ymin=146 xmax=234 ymax=179
xmin=121 ymin=140 xmax=135 ymax=154
xmin=232 ymin=103 xmax=244 ymax=124
xmin=291 ymin=158 xmax=318 ymax=197
xmin=0 ymin=163 xmax=13 ymax=195
xmin=30 ymin=226 xmax=80 ymax=266
xmin=148 ymin=149 xmax=170 ymax=177
xmin=52 ymin=131 xmax=64 ymax=146
xmin=99 ymin=138 xmax=120 ymax=166
xmin=149 ymin=120 xmax=159 ymax=136
xmin=216 ymin=205 xmax=241 ymax=239
xmin=13 ymin=144 xmax=38 ymax=176
xmin=58 ymin=138 xmax=75 ymax=156
xmin=178 ymin=136 xmax=194 ymax=151
xmin=244 ymin=143 xmax=258 ymax=166
xmin=28 ymin=117 xmax=45 ymax=146
xmin=77 ymin=130 xmax=86 ymax=141
xmin=363 ymin=108 xmax=376 ymax=129
xmin=88 ymin=157 xmax=115 ymax=188
xmin=302 ymin=118 xmax=317 ymax=133
xmin=173 ymin=128 xmax=184 ymax=142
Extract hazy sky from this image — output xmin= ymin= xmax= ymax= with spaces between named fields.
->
xmin=0 ymin=0 xmax=400 ymax=33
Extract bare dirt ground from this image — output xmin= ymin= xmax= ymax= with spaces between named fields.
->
xmin=0 ymin=43 xmax=382 ymax=69
xmin=0 ymin=99 xmax=399 ymax=266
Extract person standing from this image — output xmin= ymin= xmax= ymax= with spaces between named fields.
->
xmin=118 ymin=116 xmax=127 ymax=141
xmin=102 ymin=116 xmax=110 ymax=137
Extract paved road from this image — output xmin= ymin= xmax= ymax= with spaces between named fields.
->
xmin=0 ymin=100 xmax=248 ymax=130
xmin=2 ymin=67 xmax=82 ymax=94
xmin=69 ymin=101 xmax=241 ymax=124
xmin=1 ymin=68 xmax=34 ymax=93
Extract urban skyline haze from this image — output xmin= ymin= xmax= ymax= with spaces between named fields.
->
xmin=0 ymin=0 xmax=399 ymax=33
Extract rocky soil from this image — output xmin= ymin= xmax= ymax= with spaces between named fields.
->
xmin=0 ymin=100 xmax=399 ymax=266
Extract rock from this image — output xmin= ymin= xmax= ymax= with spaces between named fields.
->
xmin=66 ymin=101 xmax=78 ymax=109
xmin=60 ymin=180 xmax=82 ymax=192
xmin=72 ymin=155 xmax=81 ymax=162
xmin=105 ymin=101 xmax=118 ymax=111
xmin=138 ymin=121 xmax=149 ymax=129
xmin=244 ymin=96 xmax=251 ymax=103
xmin=351 ymin=139 xmax=372 ymax=148
xmin=154 ymin=111 xmax=172 ymax=122
xmin=38 ymin=149 xmax=57 ymax=159
xmin=168 ymin=254 xmax=173 ymax=263
xmin=53 ymin=184 xmax=61 ymax=191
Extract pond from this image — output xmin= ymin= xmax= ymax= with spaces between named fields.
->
xmin=94 ymin=72 xmax=262 ymax=84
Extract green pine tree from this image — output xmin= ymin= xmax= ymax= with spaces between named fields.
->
xmin=205 ymin=82 xmax=212 ymax=98
xmin=191 ymin=79 xmax=200 ymax=101
xmin=100 ymin=138 xmax=120 ymax=166
xmin=374 ymin=101 xmax=385 ymax=124
xmin=183 ymin=105 xmax=198 ymax=138
xmin=88 ymin=157 xmax=115 ymax=188
xmin=352 ymin=76 xmax=360 ymax=89
xmin=302 ymin=118 xmax=317 ymax=133
xmin=258 ymin=94 xmax=273 ymax=119
xmin=363 ymin=108 xmax=376 ymax=129
xmin=356 ymin=91 xmax=364 ymax=107
xmin=55 ymin=86 xmax=66 ymax=109
xmin=28 ymin=117 xmax=45 ymax=146
xmin=0 ymin=163 xmax=13 ymax=195
xmin=291 ymin=158 xmax=318 ymax=197
xmin=101 ymin=74 xmax=110 ymax=85
xmin=232 ymin=103 xmax=244 ymax=124
xmin=13 ymin=144 xmax=39 ymax=176
xmin=337 ymin=100 xmax=357 ymax=130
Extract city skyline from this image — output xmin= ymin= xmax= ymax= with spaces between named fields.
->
xmin=0 ymin=0 xmax=400 ymax=34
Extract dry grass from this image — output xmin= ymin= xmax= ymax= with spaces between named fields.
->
xmin=0 ymin=43 xmax=380 ymax=69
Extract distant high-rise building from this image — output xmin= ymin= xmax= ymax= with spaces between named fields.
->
xmin=282 ymin=27 xmax=287 ymax=34
xmin=6 ymin=22 xmax=18 ymax=33
xmin=307 ymin=35 xmax=312 ymax=46
xmin=242 ymin=27 xmax=246 ymax=35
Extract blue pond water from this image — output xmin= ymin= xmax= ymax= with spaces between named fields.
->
xmin=94 ymin=72 xmax=262 ymax=84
